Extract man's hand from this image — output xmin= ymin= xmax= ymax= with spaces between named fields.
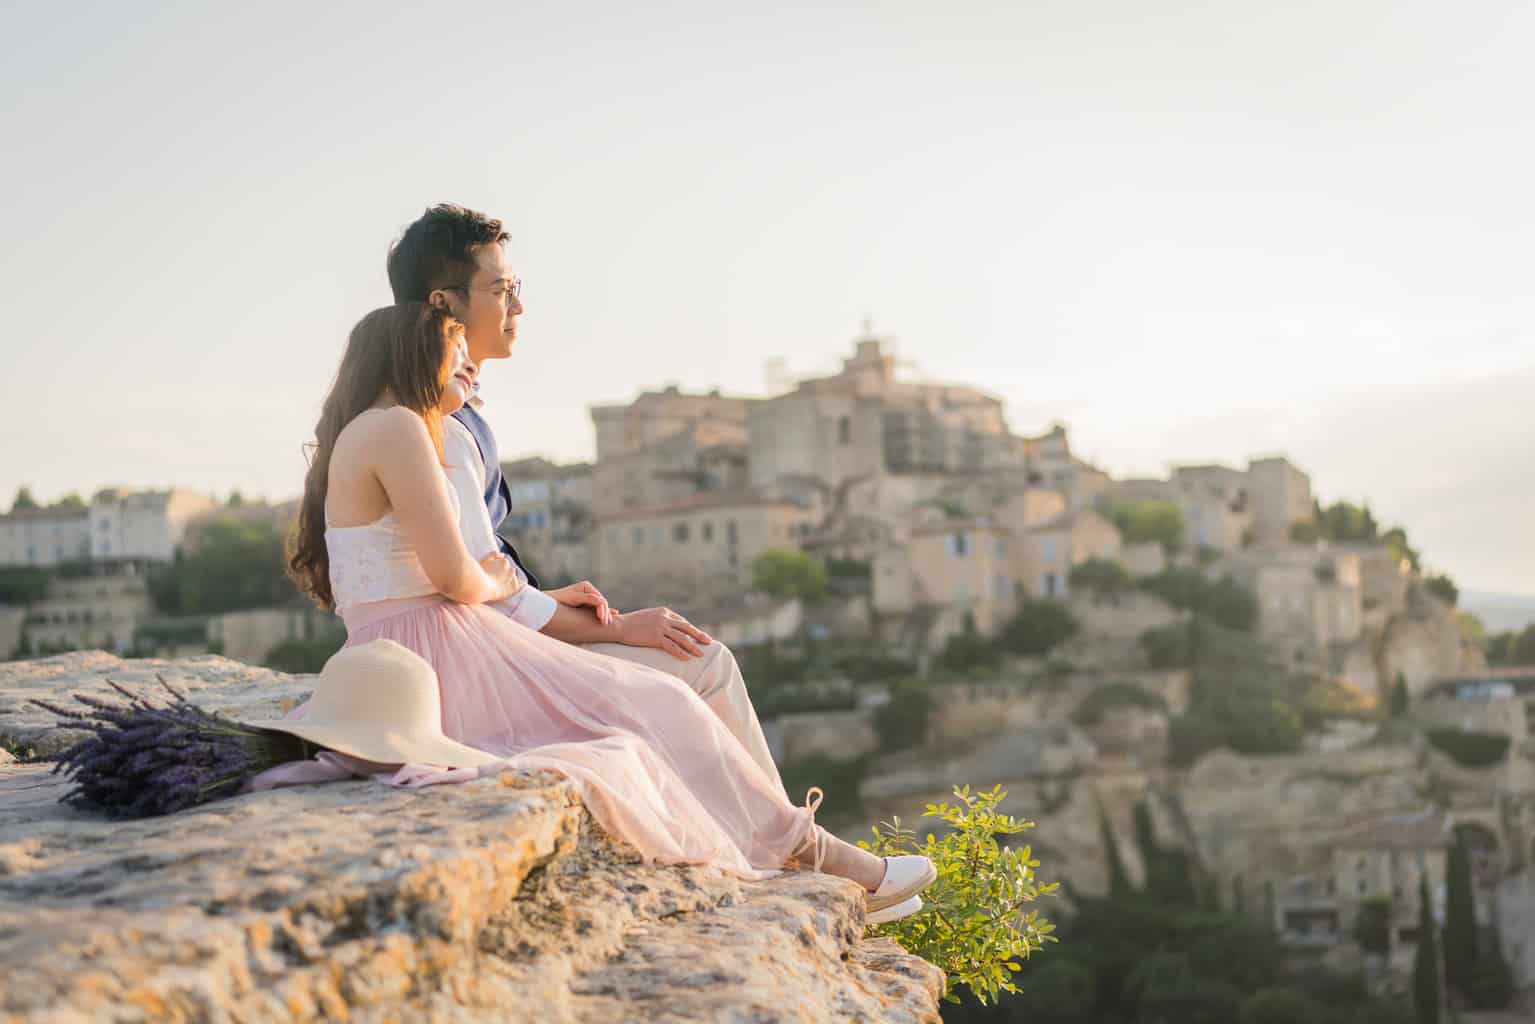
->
xmin=613 ymin=606 xmax=713 ymax=661
xmin=546 ymin=581 xmax=614 ymax=626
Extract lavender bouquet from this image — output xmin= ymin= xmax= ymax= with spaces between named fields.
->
xmin=30 ymin=677 xmax=313 ymax=818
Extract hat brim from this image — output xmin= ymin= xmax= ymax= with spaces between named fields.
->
xmin=254 ymin=720 xmax=502 ymax=770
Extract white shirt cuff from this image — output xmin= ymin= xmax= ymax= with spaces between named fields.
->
xmin=488 ymin=585 xmax=558 ymax=632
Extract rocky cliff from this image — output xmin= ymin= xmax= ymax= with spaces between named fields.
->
xmin=0 ymin=653 xmax=943 ymax=1023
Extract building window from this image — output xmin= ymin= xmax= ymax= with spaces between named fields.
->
xmin=702 ymin=522 xmax=714 ymax=542
xmin=673 ymin=523 xmax=691 ymax=543
xmin=726 ymin=520 xmax=738 ymax=545
xmin=994 ymin=537 xmax=1008 ymax=558
xmin=949 ymin=532 xmax=969 ymax=557
xmin=633 ymin=528 xmax=644 ymax=546
xmin=994 ymin=574 xmax=1009 ymax=598
xmin=1043 ymin=573 xmax=1058 ymax=597
xmin=837 ymin=416 xmax=851 ymax=445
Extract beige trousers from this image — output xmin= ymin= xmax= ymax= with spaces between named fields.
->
xmin=577 ymin=639 xmax=789 ymax=802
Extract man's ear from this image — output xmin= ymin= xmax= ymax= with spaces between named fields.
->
xmin=426 ymin=289 xmax=450 ymax=311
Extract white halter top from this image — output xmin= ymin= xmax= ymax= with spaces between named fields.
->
xmin=325 ymin=483 xmax=458 ymax=612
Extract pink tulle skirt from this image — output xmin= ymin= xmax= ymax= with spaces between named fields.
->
xmin=334 ymin=595 xmax=814 ymax=880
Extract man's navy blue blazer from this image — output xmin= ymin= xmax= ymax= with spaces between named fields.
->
xmin=450 ymin=404 xmax=540 ymax=590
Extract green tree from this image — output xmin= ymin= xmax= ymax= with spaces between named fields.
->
xmin=873 ymin=679 xmax=934 ymax=751
xmin=1443 ymin=836 xmax=1476 ymax=999
xmin=1021 ymin=958 xmax=1096 ymax=1023
xmin=1137 ymin=569 xmax=1256 ymax=632
xmin=1317 ymin=501 xmax=1378 ymax=542
xmin=1390 ymin=673 xmax=1410 ymax=718
xmin=1107 ymin=499 xmax=1184 ymax=553
xmin=937 ymin=612 xmax=1003 ymax=674
xmin=1099 ymin=809 xmax=1133 ymax=899
xmin=158 ymin=517 xmax=295 ymax=614
xmin=1238 ymin=987 xmax=1327 ymax=1024
xmin=1423 ymin=574 xmax=1458 ymax=607
xmin=999 ymin=599 xmax=1078 ymax=656
xmin=1412 ymin=875 xmax=1440 ymax=1024
xmin=1354 ymin=897 xmax=1392 ymax=955
xmin=49 ymin=492 xmax=85 ymax=511
xmin=1068 ymin=557 xmax=1131 ymax=600
xmin=1382 ymin=526 xmax=1422 ymax=573
xmin=1469 ymin=928 xmax=1514 ymax=1010
xmin=749 ymin=548 xmax=828 ymax=603
xmin=11 ymin=486 xmax=38 ymax=512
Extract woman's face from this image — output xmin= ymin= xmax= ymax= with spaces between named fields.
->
xmin=438 ymin=329 xmax=475 ymax=414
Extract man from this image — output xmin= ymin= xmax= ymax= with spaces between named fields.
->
xmin=386 ymin=203 xmax=784 ymax=797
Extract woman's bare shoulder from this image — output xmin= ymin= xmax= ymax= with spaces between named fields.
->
xmin=341 ymin=406 xmax=431 ymax=447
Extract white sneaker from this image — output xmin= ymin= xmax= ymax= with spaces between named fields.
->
xmin=867 ymin=895 xmax=923 ymax=926
xmin=866 ymin=855 xmax=937 ymax=913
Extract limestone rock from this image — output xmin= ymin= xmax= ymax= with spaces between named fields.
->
xmin=0 ymin=651 xmax=313 ymax=755
xmin=0 ymin=654 xmax=943 ymax=1022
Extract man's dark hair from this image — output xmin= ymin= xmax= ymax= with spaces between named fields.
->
xmin=387 ymin=204 xmax=510 ymax=303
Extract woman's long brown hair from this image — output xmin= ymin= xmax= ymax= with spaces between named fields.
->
xmin=287 ymin=303 xmax=462 ymax=609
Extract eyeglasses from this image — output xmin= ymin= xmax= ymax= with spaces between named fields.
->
xmin=443 ymin=276 xmax=522 ymax=305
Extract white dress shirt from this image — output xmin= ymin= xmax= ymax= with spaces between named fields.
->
xmin=443 ymin=415 xmax=558 ymax=631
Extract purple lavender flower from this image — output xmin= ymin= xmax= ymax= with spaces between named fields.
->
xmin=31 ymin=675 xmax=312 ymax=818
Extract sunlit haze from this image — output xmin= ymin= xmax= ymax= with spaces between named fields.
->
xmin=1 ymin=0 xmax=1530 ymax=593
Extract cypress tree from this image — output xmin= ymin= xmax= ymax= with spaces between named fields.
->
xmin=1391 ymin=672 xmax=1410 ymax=717
xmin=1413 ymin=874 xmax=1441 ymax=1024
xmin=1443 ymin=836 xmax=1477 ymax=997
xmin=1100 ymin=808 xmax=1133 ymax=899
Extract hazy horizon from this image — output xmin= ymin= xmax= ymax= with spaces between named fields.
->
xmin=2 ymin=1 xmax=1530 ymax=595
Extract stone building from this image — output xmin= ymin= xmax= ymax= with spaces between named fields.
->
xmin=1329 ymin=809 xmax=1451 ymax=952
xmin=21 ymin=567 xmax=154 ymax=655
xmin=591 ymin=493 xmax=817 ymax=607
xmin=1223 ymin=545 xmax=1363 ymax=665
xmin=87 ymin=488 xmax=216 ymax=563
xmin=746 ymin=333 xmax=1017 ymax=496
xmin=1247 ymin=456 xmax=1313 ymax=545
xmin=1015 ymin=508 xmax=1123 ymax=599
xmin=0 ymin=505 xmax=90 ymax=568
xmin=501 ymin=457 xmax=595 ymax=585
xmin=1108 ymin=457 xmax=1312 ymax=554
xmin=589 ymin=387 xmax=754 ymax=517
xmin=872 ymin=516 xmax=1016 ymax=647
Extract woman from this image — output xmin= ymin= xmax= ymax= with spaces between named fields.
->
xmin=287 ymin=303 xmax=934 ymax=909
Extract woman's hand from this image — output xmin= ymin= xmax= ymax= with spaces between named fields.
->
xmin=547 ymin=581 xmax=615 ymax=626
xmin=478 ymin=552 xmax=525 ymax=602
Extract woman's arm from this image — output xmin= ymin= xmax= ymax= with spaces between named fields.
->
xmin=370 ymin=408 xmax=518 ymax=605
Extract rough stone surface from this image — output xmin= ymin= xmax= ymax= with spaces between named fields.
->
xmin=0 ymin=651 xmax=311 ymax=756
xmin=0 ymin=653 xmax=943 ymax=1022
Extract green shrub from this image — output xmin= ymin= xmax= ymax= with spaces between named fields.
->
xmin=1106 ymin=499 xmax=1184 ymax=552
xmin=937 ymin=614 xmax=1003 ymax=674
xmin=778 ymin=754 xmax=866 ymax=825
xmin=999 ymin=599 xmax=1078 ymax=656
xmin=1423 ymin=574 xmax=1458 ymax=607
xmin=1353 ymin=897 xmax=1391 ymax=954
xmin=1140 ymin=623 xmax=1193 ymax=669
xmin=1239 ymin=987 xmax=1327 ymax=1024
xmin=263 ymin=626 xmax=346 ymax=674
xmin=1426 ymin=729 xmax=1510 ymax=768
xmin=874 ymin=679 xmax=934 ymax=751
xmin=1070 ymin=683 xmax=1167 ymax=727
xmin=831 ymin=650 xmax=915 ymax=683
xmin=750 ymin=548 xmax=828 ymax=602
xmin=1138 ymin=569 xmax=1257 ymax=632
xmin=861 ymin=784 xmax=1058 ymax=1005
xmin=1068 ymin=558 xmax=1131 ymax=600
xmin=1020 ymin=958 xmax=1096 ymax=1022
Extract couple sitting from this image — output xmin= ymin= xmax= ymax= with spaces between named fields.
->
xmin=284 ymin=204 xmax=933 ymax=922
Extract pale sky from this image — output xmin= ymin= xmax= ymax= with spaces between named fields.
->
xmin=1 ymin=1 xmax=1530 ymax=594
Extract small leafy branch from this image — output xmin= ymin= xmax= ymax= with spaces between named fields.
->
xmin=859 ymin=784 xmax=1059 ymax=1005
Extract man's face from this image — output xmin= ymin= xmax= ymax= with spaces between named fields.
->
xmin=434 ymin=243 xmax=522 ymax=365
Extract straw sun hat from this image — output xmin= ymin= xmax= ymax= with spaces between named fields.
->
xmin=255 ymin=639 xmax=501 ymax=769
